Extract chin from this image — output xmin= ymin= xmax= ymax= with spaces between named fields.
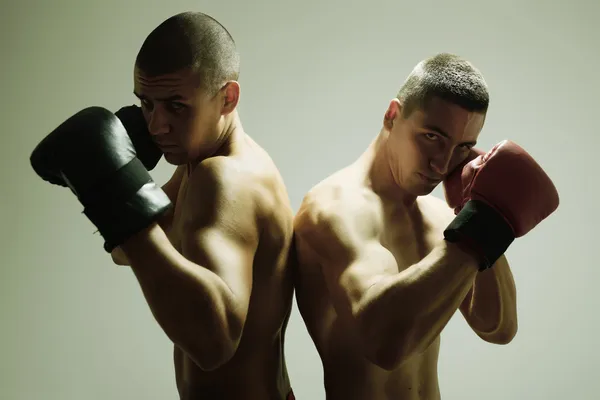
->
xmin=410 ymin=187 xmax=434 ymax=197
xmin=163 ymin=152 xmax=189 ymax=166
xmin=408 ymin=181 xmax=438 ymax=197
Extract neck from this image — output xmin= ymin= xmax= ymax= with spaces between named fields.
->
xmin=190 ymin=110 xmax=244 ymax=170
xmin=219 ymin=109 xmax=244 ymax=150
xmin=364 ymin=129 xmax=418 ymax=208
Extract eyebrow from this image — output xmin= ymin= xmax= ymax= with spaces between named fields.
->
xmin=133 ymin=91 xmax=186 ymax=102
xmin=424 ymin=123 xmax=477 ymax=146
xmin=424 ymin=124 xmax=450 ymax=138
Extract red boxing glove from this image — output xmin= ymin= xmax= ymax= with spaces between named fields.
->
xmin=443 ymin=140 xmax=560 ymax=269
xmin=444 ymin=148 xmax=486 ymax=210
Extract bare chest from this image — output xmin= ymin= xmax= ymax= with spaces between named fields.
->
xmin=379 ymin=198 xmax=448 ymax=272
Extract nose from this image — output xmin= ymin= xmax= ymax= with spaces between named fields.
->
xmin=147 ymin=109 xmax=170 ymax=136
xmin=430 ymin=149 xmax=453 ymax=176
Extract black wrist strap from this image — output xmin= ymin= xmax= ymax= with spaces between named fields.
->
xmin=78 ymin=158 xmax=151 ymax=208
xmin=443 ymin=200 xmax=515 ymax=270
xmin=81 ymin=158 xmax=172 ymax=252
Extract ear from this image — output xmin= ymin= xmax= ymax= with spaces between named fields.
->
xmin=220 ymin=81 xmax=240 ymax=115
xmin=383 ymin=98 xmax=402 ymax=131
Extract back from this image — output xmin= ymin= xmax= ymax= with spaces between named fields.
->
xmin=170 ymin=133 xmax=296 ymax=400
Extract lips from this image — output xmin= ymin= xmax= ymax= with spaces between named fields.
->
xmin=419 ymin=173 xmax=442 ymax=184
xmin=155 ymin=142 xmax=178 ymax=149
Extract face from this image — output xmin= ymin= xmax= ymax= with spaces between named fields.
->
xmin=133 ymin=67 xmax=239 ymax=165
xmin=383 ymin=96 xmax=486 ymax=196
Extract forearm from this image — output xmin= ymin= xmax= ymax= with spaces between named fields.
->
xmin=120 ymin=224 xmax=242 ymax=370
xmin=109 ymin=211 xmax=174 ymax=267
xmin=461 ymin=256 xmax=518 ymax=343
xmin=360 ymin=241 xmax=479 ymax=368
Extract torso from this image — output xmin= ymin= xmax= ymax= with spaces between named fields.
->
xmin=167 ymin=135 xmax=295 ymax=400
xmin=295 ymin=164 xmax=455 ymax=400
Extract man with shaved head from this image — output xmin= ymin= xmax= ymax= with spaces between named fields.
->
xmin=30 ymin=11 xmax=296 ymax=399
xmin=292 ymin=53 xmax=559 ymax=399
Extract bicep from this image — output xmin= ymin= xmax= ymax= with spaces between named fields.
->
xmin=332 ymin=241 xmax=399 ymax=316
xmin=299 ymin=227 xmax=397 ymax=319
xmin=179 ymin=165 xmax=259 ymax=319
xmin=182 ymin=222 xmax=257 ymax=310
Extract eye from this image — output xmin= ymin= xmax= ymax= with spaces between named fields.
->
xmin=424 ymin=132 xmax=439 ymax=140
xmin=168 ymin=102 xmax=186 ymax=112
xmin=139 ymin=99 xmax=153 ymax=111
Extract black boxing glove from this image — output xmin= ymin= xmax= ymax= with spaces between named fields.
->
xmin=114 ymin=104 xmax=163 ymax=170
xmin=30 ymin=106 xmax=172 ymax=252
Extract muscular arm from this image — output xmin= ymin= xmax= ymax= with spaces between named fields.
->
xmin=111 ymin=165 xmax=185 ymax=266
xmin=119 ymin=160 xmax=258 ymax=371
xmin=459 ymin=255 xmax=518 ymax=344
xmin=295 ymin=194 xmax=480 ymax=371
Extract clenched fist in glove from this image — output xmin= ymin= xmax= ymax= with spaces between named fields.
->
xmin=442 ymin=140 xmax=559 ymax=270
xmin=30 ymin=106 xmax=172 ymax=252
xmin=114 ymin=104 xmax=163 ymax=170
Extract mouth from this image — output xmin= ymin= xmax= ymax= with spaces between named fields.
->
xmin=155 ymin=143 xmax=178 ymax=150
xmin=419 ymin=173 xmax=442 ymax=184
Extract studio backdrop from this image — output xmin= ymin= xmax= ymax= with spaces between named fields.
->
xmin=1 ymin=1 xmax=597 ymax=399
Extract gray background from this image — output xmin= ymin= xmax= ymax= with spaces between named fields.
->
xmin=2 ymin=0 xmax=597 ymax=399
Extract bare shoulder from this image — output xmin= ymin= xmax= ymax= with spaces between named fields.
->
xmin=295 ymin=168 xmax=382 ymax=256
xmin=185 ymin=145 xmax=293 ymax=238
xmin=182 ymin=156 xmax=264 ymax=227
xmin=418 ymin=194 xmax=456 ymax=229
xmin=189 ymin=151 xmax=283 ymax=202
xmin=296 ymin=169 xmax=374 ymax=226
xmin=189 ymin=156 xmax=253 ymax=196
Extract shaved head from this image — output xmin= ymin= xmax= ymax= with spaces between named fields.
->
xmin=397 ymin=53 xmax=489 ymax=118
xmin=135 ymin=11 xmax=240 ymax=95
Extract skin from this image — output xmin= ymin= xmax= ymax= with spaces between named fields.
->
xmin=111 ymin=67 xmax=296 ymax=400
xmin=293 ymin=96 xmax=518 ymax=399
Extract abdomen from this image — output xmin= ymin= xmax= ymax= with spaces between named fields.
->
xmin=174 ymin=334 xmax=292 ymax=400
xmin=314 ymin=309 xmax=441 ymax=400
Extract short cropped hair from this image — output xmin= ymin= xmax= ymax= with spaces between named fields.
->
xmin=135 ymin=11 xmax=240 ymax=95
xmin=396 ymin=53 xmax=489 ymax=117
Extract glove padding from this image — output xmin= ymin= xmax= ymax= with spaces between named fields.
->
xmin=114 ymin=104 xmax=163 ymax=170
xmin=443 ymin=140 xmax=559 ymax=270
xmin=30 ymin=106 xmax=172 ymax=252
xmin=444 ymin=148 xmax=486 ymax=210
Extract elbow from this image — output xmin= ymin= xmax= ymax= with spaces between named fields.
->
xmin=173 ymin=314 xmax=245 ymax=372
xmin=489 ymin=323 xmax=518 ymax=345
xmin=110 ymin=247 xmax=129 ymax=266
xmin=478 ymin=320 xmax=518 ymax=345
xmin=495 ymin=331 xmax=517 ymax=345
xmin=187 ymin=336 xmax=240 ymax=372
xmin=357 ymin=310 xmax=416 ymax=371
xmin=353 ymin=281 xmax=424 ymax=371
xmin=200 ymin=314 xmax=245 ymax=371
xmin=181 ymin=330 xmax=242 ymax=372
